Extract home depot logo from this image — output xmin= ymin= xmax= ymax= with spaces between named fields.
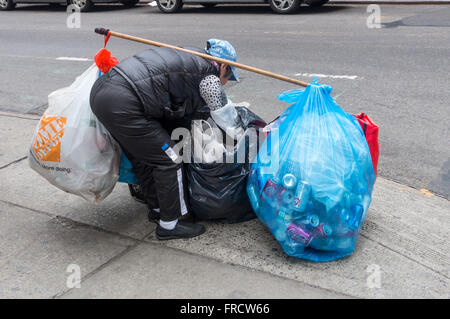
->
xmin=32 ymin=115 xmax=67 ymax=162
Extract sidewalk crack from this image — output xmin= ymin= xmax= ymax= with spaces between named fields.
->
xmin=0 ymin=199 xmax=147 ymax=243
xmin=0 ymin=113 xmax=40 ymax=121
xmin=148 ymin=242 xmax=358 ymax=299
xmin=52 ymin=242 xmax=140 ymax=299
xmin=52 ymin=231 xmax=155 ymax=299
xmin=360 ymin=233 xmax=450 ymax=280
xmin=0 ymin=156 xmax=27 ymax=170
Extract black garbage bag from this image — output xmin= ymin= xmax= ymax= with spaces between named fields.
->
xmin=187 ymin=106 xmax=267 ymax=223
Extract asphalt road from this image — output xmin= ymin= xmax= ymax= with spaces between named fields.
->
xmin=0 ymin=3 xmax=449 ymax=199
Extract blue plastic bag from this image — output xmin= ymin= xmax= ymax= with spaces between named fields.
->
xmin=247 ymin=79 xmax=375 ymax=262
xmin=118 ymin=152 xmax=138 ymax=184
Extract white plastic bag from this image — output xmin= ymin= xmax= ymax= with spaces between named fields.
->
xmin=28 ymin=64 xmax=121 ymax=203
xmin=210 ymin=99 xmax=244 ymax=140
xmin=192 ymin=119 xmax=227 ymax=163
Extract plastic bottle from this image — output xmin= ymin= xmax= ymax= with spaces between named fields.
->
xmin=257 ymin=200 xmax=274 ymax=226
xmin=271 ymin=166 xmax=282 ymax=184
xmin=299 ymin=214 xmax=320 ymax=228
xmin=247 ymin=184 xmax=261 ymax=213
xmin=332 ymin=215 xmax=355 ymax=237
xmin=293 ymin=181 xmax=311 ymax=212
xmin=350 ymin=204 xmax=364 ymax=230
xmin=256 ymin=166 xmax=271 ymax=191
xmin=277 ymin=207 xmax=293 ymax=220
xmin=338 ymin=207 xmax=352 ymax=224
xmin=339 ymin=204 xmax=364 ymax=231
xmin=273 ymin=219 xmax=288 ymax=242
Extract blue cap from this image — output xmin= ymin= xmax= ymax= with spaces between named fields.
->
xmin=205 ymin=39 xmax=239 ymax=82
xmin=161 ymin=143 xmax=169 ymax=151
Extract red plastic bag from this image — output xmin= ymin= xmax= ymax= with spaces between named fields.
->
xmin=264 ymin=112 xmax=379 ymax=177
xmin=94 ymin=33 xmax=118 ymax=74
xmin=354 ymin=113 xmax=379 ymax=177
xmin=95 ymin=48 xmax=118 ymax=73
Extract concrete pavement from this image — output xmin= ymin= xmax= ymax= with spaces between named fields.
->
xmin=0 ymin=3 xmax=449 ymax=299
xmin=0 ymin=111 xmax=448 ymax=298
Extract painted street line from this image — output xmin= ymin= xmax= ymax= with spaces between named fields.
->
xmin=56 ymin=57 xmax=92 ymax=62
xmin=295 ymin=73 xmax=359 ymax=80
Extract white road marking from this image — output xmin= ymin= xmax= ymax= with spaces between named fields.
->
xmin=56 ymin=57 xmax=92 ymax=62
xmin=0 ymin=54 xmax=93 ymax=62
xmin=295 ymin=73 xmax=359 ymax=80
xmin=148 ymin=1 xmax=157 ymax=6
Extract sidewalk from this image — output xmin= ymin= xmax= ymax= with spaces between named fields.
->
xmin=0 ymin=111 xmax=448 ymax=299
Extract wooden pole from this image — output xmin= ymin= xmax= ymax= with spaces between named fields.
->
xmin=95 ymin=28 xmax=309 ymax=88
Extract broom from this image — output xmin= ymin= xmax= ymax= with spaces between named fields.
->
xmin=94 ymin=28 xmax=308 ymax=88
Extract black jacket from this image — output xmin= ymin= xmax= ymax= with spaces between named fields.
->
xmin=113 ymin=46 xmax=219 ymax=120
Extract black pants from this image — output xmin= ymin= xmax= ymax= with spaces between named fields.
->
xmin=90 ymin=69 xmax=188 ymax=222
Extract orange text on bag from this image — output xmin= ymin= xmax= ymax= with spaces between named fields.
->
xmin=32 ymin=115 xmax=67 ymax=162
